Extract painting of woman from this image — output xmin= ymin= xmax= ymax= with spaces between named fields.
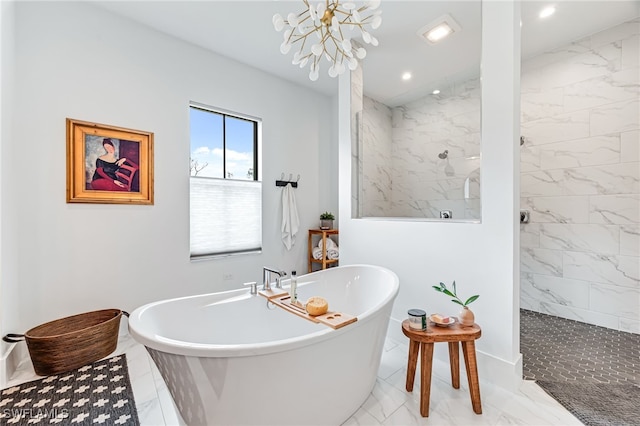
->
xmin=90 ymin=138 xmax=129 ymax=191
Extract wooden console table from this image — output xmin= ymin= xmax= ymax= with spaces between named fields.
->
xmin=401 ymin=319 xmax=482 ymax=417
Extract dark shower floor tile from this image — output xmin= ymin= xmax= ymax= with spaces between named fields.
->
xmin=520 ymin=309 xmax=640 ymax=385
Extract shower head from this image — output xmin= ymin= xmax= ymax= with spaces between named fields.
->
xmin=438 ymin=150 xmax=449 ymax=159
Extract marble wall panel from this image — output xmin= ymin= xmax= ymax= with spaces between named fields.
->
xmin=620 ymin=224 xmax=640 ymax=256
xmin=521 ymin=109 xmax=590 ymax=145
xmin=521 ymin=272 xmax=590 ymax=309
xmin=590 ymin=283 xmax=640 ymax=319
xmin=520 ymin=19 xmax=639 ymax=333
xmin=539 ymin=223 xmax=619 ymax=254
xmin=622 ymin=35 xmax=639 ymax=69
xmin=521 ymin=41 xmax=591 ymax=75
xmin=620 ymin=130 xmax=639 ymax=162
xmin=520 ymin=223 xmax=540 ymax=248
xmin=520 ymin=196 xmax=590 ymax=223
xmin=534 ymin=42 xmax=621 ymax=90
xmin=620 ymin=317 xmax=640 ymax=334
xmin=521 ymin=247 xmax=563 ymax=276
xmin=590 ymin=98 xmax=639 ymax=136
xmin=521 ymin=87 xmax=564 ymax=122
xmin=564 ymin=68 xmax=639 ymax=113
xmin=590 ymin=18 xmax=640 ymax=48
xmin=361 ymin=96 xmax=392 ymax=216
xmin=589 ymin=194 xmax=640 ymax=225
xmin=520 ymin=143 xmax=541 ymax=172
xmin=563 ymin=251 xmax=639 ymax=289
xmin=522 ymin=163 xmax=639 ymax=197
xmin=562 ymin=162 xmax=639 ymax=195
xmin=538 ymin=301 xmax=620 ymax=330
xmin=538 ymin=135 xmax=620 ymax=170
xmin=521 ymin=170 xmax=565 ymax=197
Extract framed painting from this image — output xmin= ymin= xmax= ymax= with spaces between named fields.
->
xmin=66 ymin=118 xmax=154 ymax=204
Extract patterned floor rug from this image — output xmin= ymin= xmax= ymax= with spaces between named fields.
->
xmin=0 ymin=355 xmax=139 ymax=425
xmin=536 ymin=381 xmax=640 ymax=426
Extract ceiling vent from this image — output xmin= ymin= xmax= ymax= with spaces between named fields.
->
xmin=417 ymin=14 xmax=462 ymax=45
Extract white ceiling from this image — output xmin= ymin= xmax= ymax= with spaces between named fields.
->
xmin=93 ymin=0 xmax=639 ymax=105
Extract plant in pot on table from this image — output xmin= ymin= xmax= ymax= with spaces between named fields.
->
xmin=432 ymin=281 xmax=479 ymax=326
xmin=320 ymin=211 xmax=335 ymax=230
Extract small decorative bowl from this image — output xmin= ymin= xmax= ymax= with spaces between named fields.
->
xmin=429 ymin=314 xmax=457 ymax=327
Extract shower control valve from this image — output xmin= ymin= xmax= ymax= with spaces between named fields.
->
xmin=440 ymin=210 xmax=452 ymax=219
xmin=520 ymin=210 xmax=530 ymax=224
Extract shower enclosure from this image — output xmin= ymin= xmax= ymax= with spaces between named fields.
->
xmin=519 ymin=11 xmax=639 ymax=335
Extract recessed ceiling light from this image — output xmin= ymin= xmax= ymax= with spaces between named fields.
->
xmin=426 ymin=24 xmax=453 ymax=43
xmin=432 ymin=89 xmax=441 ymax=95
xmin=539 ymin=6 xmax=556 ymax=19
xmin=402 ymin=72 xmax=412 ymax=81
xmin=417 ymin=14 xmax=462 ymax=45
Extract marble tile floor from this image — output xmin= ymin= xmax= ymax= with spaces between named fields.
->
xmin=6 ymin=332 xmax=582 ymax=426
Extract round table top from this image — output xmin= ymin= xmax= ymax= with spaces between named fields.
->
xmin=402 ymin=319 xmax=481 ymax=343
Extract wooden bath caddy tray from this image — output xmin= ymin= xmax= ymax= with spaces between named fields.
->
xmin=259 ymin=289 xmax=357 ymax=330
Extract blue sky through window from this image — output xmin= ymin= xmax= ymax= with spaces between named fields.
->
xmin=190 ymin=107 xmax=255 ymax=180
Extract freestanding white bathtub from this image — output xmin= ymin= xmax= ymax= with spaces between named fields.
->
xmin=128 ymin=264 xmax=399 ymax=425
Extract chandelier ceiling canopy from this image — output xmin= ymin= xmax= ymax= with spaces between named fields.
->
xmin=273 ymin=0 xmax=382 ymax=81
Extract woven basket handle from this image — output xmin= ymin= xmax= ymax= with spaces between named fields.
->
xmin=2 ymin=333 xmax=25 ymax=343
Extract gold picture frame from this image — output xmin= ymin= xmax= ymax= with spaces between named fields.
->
xmin=66 ymin=118 xmax=154 ymax=205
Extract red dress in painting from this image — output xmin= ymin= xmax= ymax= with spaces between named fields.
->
xmin=91 ymin=158 xmax=127 ymax=191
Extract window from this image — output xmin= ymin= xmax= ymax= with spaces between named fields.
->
xmin=189 ymin=103 xmax=261 ymax=258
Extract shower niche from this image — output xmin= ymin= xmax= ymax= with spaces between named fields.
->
xmin=351 ymin=1 xmax=482 ymax=222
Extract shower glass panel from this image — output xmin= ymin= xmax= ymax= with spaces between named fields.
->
xmin=351 ymin=1 xmax=482 ymax=222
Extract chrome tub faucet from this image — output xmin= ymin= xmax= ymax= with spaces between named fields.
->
xmin=262 ymin=267 xmax=286 ymax=291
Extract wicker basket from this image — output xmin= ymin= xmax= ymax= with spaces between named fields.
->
xmin=22 ymin=309 xmax=124 ymax=376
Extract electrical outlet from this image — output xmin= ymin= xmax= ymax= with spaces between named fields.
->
xmin=223 ymin=273 xmax=233 ymax=281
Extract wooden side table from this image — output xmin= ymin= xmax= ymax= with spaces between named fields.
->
xmin=401 ymin=319 xmax=482 ymax=417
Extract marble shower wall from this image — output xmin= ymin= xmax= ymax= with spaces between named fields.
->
xmin=390 ymin=80 xmax=481 ymax=219
xmin=520 ymin=18 xmax=640 ymax=334
xmin=361 ymin=96 xmax=393 ymax=217
xmin=359 ymin=78 xmax=481 ymax=219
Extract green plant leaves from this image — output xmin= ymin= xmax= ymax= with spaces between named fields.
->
xmin=432 ymin=280 xmax=479 ymax=307
xmin=442 ymin=289 xmax=456 ymax=298
xmin=464 ymin=295 xmax=479 ymax=306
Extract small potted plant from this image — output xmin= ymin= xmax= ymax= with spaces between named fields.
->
xmin=432 ymin=281 xmax=479 ymax=326
xmin=320 ymin=211 xmax=335 ymax=230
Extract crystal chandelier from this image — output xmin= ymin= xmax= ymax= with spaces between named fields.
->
xmin=273 ymin=0 xmax=382 ymax=81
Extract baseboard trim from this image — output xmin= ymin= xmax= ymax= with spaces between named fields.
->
xmin=386 ymin=317 xmax=523 ymax=392
xmin=0 ymin=340 xmax=27 ymax=388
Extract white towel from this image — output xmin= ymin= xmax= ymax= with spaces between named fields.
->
xmin=312 ymin=246 xmax=323 ymax=260
xmin=281 ymin=183 xmax=299 ymax=250
xmin=318 ymin=237 xmax=337 ymax=250
xmin=327 ymin=248 xmax=339 ymax=260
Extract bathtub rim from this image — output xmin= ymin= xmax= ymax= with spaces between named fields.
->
xmin=128 ymin=264 xmax=399 ymax=358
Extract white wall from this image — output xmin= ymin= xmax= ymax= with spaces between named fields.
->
xmin=520 ymin=18 xmax=640 ymax=334
xmin=340 ymin=1 xmax=522 ymax=389
xmin=3 ymin=1 xmax=334 ymax=334
xmin=0 ymin=0 xmax=19 ymax=386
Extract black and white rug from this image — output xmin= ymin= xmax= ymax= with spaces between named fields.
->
xmin=0 ymin=355 xmax=139 ymax=425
